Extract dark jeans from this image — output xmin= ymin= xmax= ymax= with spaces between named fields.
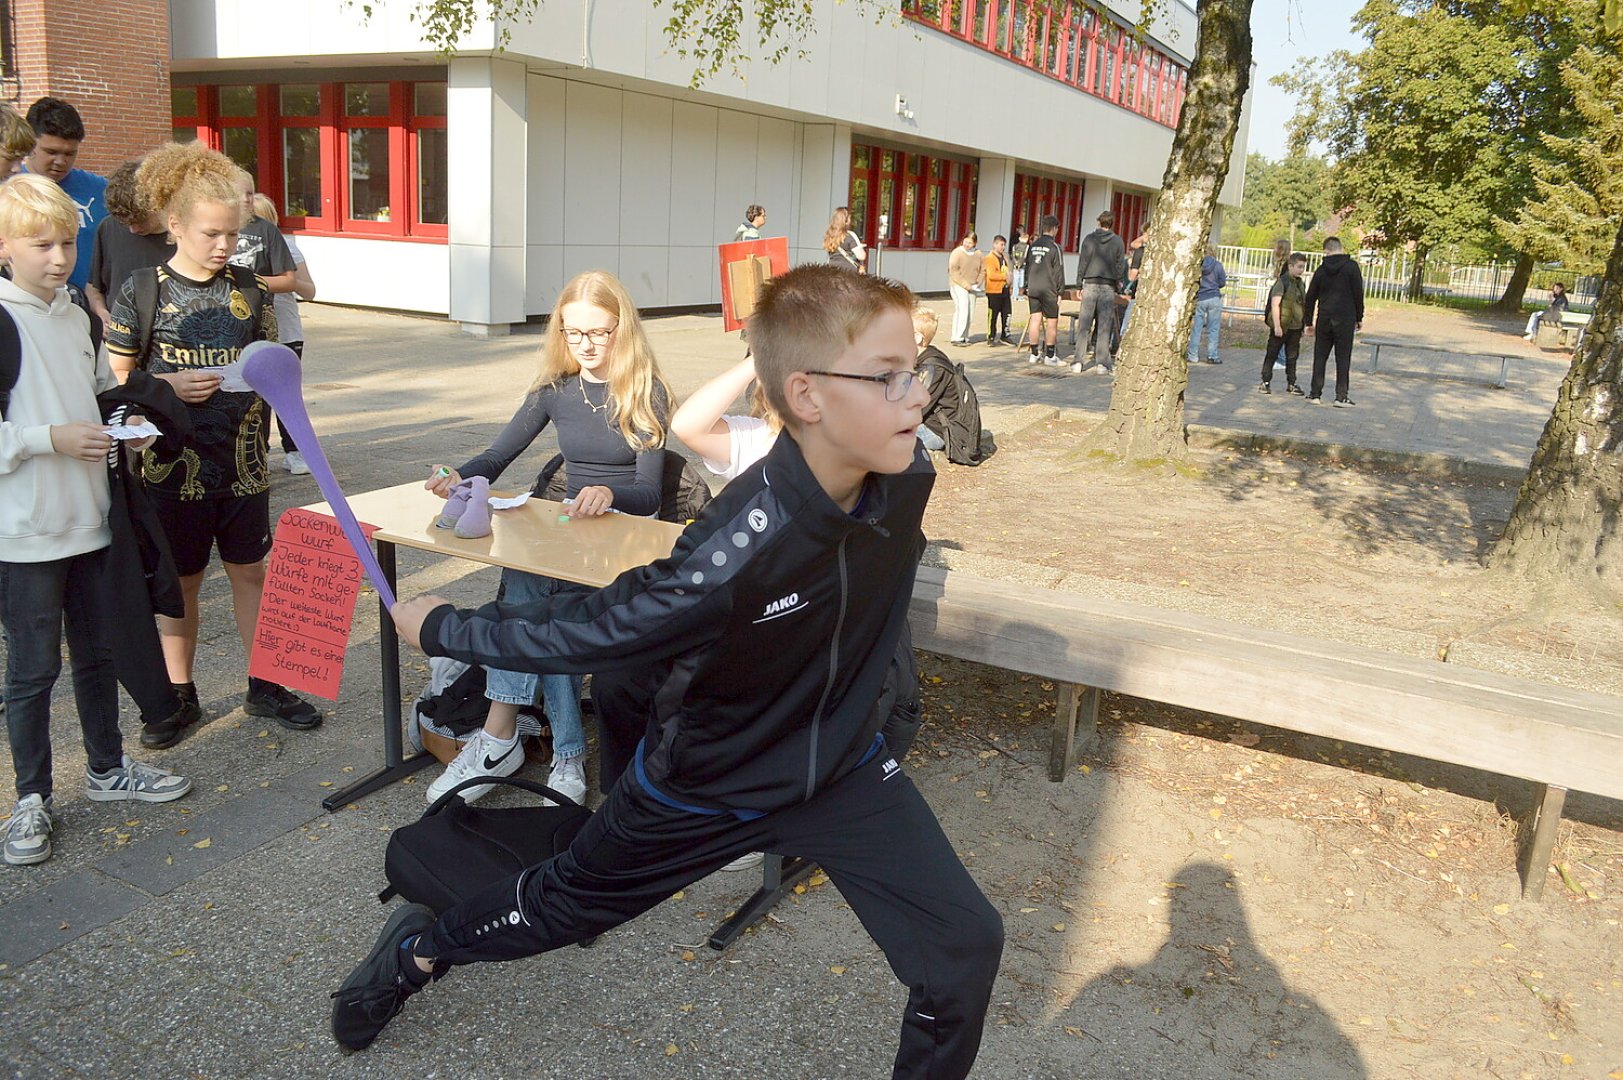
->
xmin=1077 ymin=283 xmax=1119 ymax=364
xmin=2 ymin=551 xmax=124 ymax=799
xmin=425 ymin=748 xmax=1004 ymax=1080
xmin=1262 ymin=328 xmax=1303 ymax=385
xmin=1310 ymin=320 xmax=1356 ymax=400
xmin=985 ymin=290 xmax=1011 ymax=339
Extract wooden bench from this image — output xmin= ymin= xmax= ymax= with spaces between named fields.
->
xmin=907 ymin=565 xmax=1623 ymax=901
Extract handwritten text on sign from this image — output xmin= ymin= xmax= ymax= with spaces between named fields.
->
xmin=248 ymin=508 xmax=377 ymax=700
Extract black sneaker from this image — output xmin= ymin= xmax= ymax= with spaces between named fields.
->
xmin=331 ymin=903 xmax=438 ymax=1051
xmin=1258 ymin=381 xmax=1271 ymax=394
xmin=1333 ymin=397 xmax=1356 ymax=407
xmin=1286 ymin=383 xmax=1305 ymax=396
xmin=245 ymin=678 xmax=323 ymax=731
xmin=140 ymin=697 xmax=203 ymax=750
xmin=1307 ymin=395 xmax=1324 ymax=405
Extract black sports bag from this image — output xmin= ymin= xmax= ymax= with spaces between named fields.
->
xmin=380 ymin=776 xmax=591 ymax=914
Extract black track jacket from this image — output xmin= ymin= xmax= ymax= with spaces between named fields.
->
xmin=422 ymin=432 xmax=935 ymax=817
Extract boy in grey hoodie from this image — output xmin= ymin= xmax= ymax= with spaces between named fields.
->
xmin=0 ymin=174 xmax=189 ymax=867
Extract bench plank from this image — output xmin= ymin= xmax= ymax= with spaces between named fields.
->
xmin=909 ymin=566 xmax=1623 ymax=802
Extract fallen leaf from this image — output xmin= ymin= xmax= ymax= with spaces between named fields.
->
xmin=665 ymin=1044 xmax=680 ymax=1057
xmin=1492 ymin=903 xmax=1510 ymax=915
xmin=216 ymin=785 xmax=229 ymax=792
xmin=58 ymin=921 xmax=70 ymax=931
xmin=1052 ymin=923 xmax=1066 ymax=932
xmin=679 ymin=950 xmax=695 ymax=962
xmin=193 ymin=838 xmax=212 ymax=849
xmin=830 ymin=965 xmax=847 ymax=975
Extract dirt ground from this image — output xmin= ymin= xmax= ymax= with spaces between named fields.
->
xmin=904 ymin=416 xmax=1623 ymax=1078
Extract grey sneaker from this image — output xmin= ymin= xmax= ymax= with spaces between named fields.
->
xmin=4 ymin=794 xmax=52 ymax=865
xmin=86 ymin=755 xmax=192 ymax=803
xmin=545 ymin=755 xmax=588 ymax=807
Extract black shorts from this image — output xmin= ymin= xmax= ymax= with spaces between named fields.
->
xmin=1027 ymin=292 xmax=1059 ymax=319
xmin=153 ymin=492 xmax=273 ymax=576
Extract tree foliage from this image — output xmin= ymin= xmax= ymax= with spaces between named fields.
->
xmin=1289 ymin=2 xmax=1522 ymax=277
xmin=1225 ymin=151 xmax=1331 ymax=245
xmin=1497 ymin=41 xmax=1623 ymax=277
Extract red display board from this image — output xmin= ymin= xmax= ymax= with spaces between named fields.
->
xmin=248 ymin=508 xmax=377 ymax=700
xmin=717 ymin=236 xmax=790 ymax=333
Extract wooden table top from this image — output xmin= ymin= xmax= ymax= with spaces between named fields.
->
xmin=309 ymin=481 xmax=685 ymax=588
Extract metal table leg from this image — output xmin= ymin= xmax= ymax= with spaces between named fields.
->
xmin=707 ymin=855 xmax=820 ymax=951
xmin=323 ymin=539 xmax=435 ymax=811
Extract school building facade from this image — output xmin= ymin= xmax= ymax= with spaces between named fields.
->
xmin=163 ymin=0 xmax=1249 ymax=334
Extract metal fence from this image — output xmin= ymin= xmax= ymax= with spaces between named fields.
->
xmin=1214 ymin=245 xmax=1599 ymax=312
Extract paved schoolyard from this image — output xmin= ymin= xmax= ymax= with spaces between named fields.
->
xmin=0 ymin=299 xmax=1573 ymax=1079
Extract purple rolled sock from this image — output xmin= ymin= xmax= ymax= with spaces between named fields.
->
xmin=436 ymin=479 xmax=475 ymax=530
xmin=454 ymin=477 xmax=492 ymax=539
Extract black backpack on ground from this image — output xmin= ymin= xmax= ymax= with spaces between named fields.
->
xmin=380 ymin=776 xmax=591 ymax=914
xmin=919 ymin=347 xmax=989 ymax=466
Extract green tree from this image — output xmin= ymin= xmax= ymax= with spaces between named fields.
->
xmin=1226 ymin=152 xmax=1331 ymax=245
xmin=1294 ymin=2 xmax=1522 ymax=300
xmin=1498 ymin=42 xmax=1623 ymax=279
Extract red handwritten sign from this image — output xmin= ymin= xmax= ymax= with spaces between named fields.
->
xmin=248 ymin=508 xmax=377 ymax=700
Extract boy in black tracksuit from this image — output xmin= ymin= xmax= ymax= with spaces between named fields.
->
xmin=333 ymin=265 xmax=1004 ymax=1079
xmin=1023 ymin=213 xmax=1066 ymax=365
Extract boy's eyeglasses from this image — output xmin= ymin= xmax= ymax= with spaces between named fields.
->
xmin=559 ymin=325 xmax=617 ymax=346
xmin=805 ymin=368 xmax=920 ymax=402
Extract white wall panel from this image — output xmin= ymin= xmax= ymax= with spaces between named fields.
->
xmin=296 ymin=235 xmax=449 ymax=313
xmin=562 ymin=82 xmax=624 ymax=246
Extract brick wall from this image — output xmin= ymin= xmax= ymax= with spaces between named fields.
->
xmin=6 ymin=0 xmax=171 ymax=176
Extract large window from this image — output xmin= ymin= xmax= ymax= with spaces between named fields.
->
xmin=1111 ymin=191 xmax=1150 ymax=245
xmin=1012 ymin=173 xmax=1085 ymax=252
xmin=172 ymin=80 xmax=448 ymax=241
xmin=849 ymin=141 xmax=977 ymax=251
xmin=901 ymin=0 xmax=1187 ymax=129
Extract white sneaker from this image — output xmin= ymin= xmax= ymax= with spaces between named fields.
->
xmin=86 ymin=754 xmax=191 ymax=802
xmin=284 ymin=451 xmax=311 ymax=475
xmin=426 ymin=729 xmax=524 ymax=804
xmin=1070 ymin=361 xmax=1083 ymax=373
xmin=545 ymin=755 xmax=587 ymax=807
xmin=4 ymin=794 xmax=52 ymax=865
xmin=719 ymin=851 xmax=765 ymax=873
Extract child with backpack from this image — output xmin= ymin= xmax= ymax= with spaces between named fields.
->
xmin=914 ymin=308 xmax=987 ymax=466
xmin=1 ymin=174 xmax=191 ymax=866
xmin=103 ymin=142 xmax=323 ymax=735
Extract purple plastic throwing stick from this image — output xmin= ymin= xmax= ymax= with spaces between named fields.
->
xmin=241 ymin=341 xmax=398 ymax=609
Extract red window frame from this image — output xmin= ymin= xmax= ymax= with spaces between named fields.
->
xmin=1110 ymin=191 xmax=1149 ymax=245
xmin=849 ymin=140 xmax=978 ymax=252
xmin=900 ymin=0 xmax=1185 ymax=129
xmin=1012 ymin=172 xmax=1085 ymax=253
xmin=173 ymin=80 xmax=448 ymax=243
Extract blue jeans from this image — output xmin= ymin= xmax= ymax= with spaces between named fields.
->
xmin=1187 ymin=296 xmax=1222 ymax=363
xmin=2 ymin=551 xmax=124 ymax=799
xmin=917 ymin=426 xmax=945 ymax=452
xmin=483 ymin=569 xmax=585 ymax=759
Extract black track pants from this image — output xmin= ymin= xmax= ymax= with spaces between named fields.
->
xmin=423 ymin=750 xmax=1004 ymax=1079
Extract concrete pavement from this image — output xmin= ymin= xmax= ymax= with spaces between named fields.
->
xmin=0 ymin=299 xmax=1573 ymax=1079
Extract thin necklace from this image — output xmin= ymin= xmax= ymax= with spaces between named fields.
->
xmin=579 ymin=374 xmax=609 ymax=413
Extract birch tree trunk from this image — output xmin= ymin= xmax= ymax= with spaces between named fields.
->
xmin=1081 ymin=0 xmax=1255 ymax=464
xmin=1489 ymin=215 xmax=1623 ymax=586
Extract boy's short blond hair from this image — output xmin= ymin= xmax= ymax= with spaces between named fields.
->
xmin=749 ymin=264 xmax=916 ymax=424
xmin=0 ymin=173 xmax=78 ymax=239
xmin=912 ymin=306 xmax=938 ymax=345
xmin=0 ymin=105 xmax=35 ymax=163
